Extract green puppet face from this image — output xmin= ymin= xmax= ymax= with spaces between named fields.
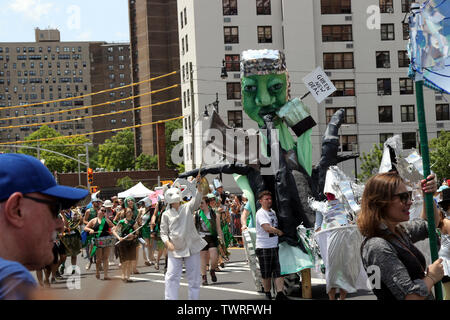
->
xmin=241 ymin=73 xmax=288 ymax=127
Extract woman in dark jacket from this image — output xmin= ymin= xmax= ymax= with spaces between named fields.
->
xmin=358 ymin=172 xmax=444 ymax=300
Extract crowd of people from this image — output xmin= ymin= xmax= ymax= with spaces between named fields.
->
xmin=30 ymin=176 xmax=250 ymax=290
xmin=1 ymin=153 xmax=449 ymax=302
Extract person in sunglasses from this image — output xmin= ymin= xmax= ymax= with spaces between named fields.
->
xmin=358 ymin=172 xmax=444 ymax=300
xmin=0 ymin=154 xmax=89 ymax=299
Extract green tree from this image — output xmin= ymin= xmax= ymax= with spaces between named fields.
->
xmin=165 ymin=118 xmax=183 ymax=169
xmin=135 ymin=153 xmax=158 ymax=170
xmin=357 ymin=143 xmax=384 ymax=182
xmin=98 ymin=129 xmax=135 ymax=171
xmin=116 ymin=176 xmax=134 ymax=190
xmin=430 ymin=130 xmax=450 ymax=182
xmin=19 ymin=125 xmax=91 ymax=173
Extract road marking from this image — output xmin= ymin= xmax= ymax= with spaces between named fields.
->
xmin=117 ymin=276 xmax=264 ymax=296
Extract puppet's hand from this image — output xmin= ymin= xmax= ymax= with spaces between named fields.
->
xmin=276 ymin=97 xmax=316 ymax=136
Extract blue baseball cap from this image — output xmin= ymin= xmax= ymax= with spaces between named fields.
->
xmin=0 ymin=153 xmax=89 ymax=207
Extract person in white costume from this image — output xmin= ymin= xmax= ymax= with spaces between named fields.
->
xmin=160 ymin=174 xmax=206 ymax=300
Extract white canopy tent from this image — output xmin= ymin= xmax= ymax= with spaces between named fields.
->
xmin=117 ymin=182 xmax=152 ymax=198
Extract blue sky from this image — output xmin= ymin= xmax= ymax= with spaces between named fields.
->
xmin=0 ymin=0 xmax=130 ymax=43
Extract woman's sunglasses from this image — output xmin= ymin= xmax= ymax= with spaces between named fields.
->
xmin=393 ymin=191 xmax=413 ymax=204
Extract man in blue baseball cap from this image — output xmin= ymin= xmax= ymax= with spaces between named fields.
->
xmin=0 ymin=153 xmax=89 ymax=299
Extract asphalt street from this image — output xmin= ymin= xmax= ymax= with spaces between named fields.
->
xmin=32 ymin=246 xmax=375 ymax=300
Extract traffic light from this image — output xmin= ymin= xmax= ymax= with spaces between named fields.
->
xmin=87 ymin=168 xmax=93 ymax=185
xmin=90 ymin=186 xmax=98 ymax=194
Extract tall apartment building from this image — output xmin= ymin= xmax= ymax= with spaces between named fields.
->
xmin=0 ymin=28 xmax=133 ymax=146
xmin=89 ymin=43 xmax=133 ymax=145
xmin=178 ymin=0 xmax=450 ymax=183
xmin=128 ymin=0 xmax=182 ymax=157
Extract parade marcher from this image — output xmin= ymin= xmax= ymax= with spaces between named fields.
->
xmin=160 ymin=174 xmax=206 ymax=300
xmin=150 ymin=198 xmax=167 ymax=271
xmin=83 ymin=194 xmax=102 ymax=271
xmin=255 ymin=190 xmax=287 ymax=300
xmin=358 ymin=172 xmax=444 ymax=300
xmin=103 ymin=200 xmax=118 ymax=265
xmin=124 ymin=196 xmax=140 ymax=274
xmin=230 ymin=194 xmax=243 ymax=247
xmin=0 ymin=153 xmax=88 ymax=299
xmin=84 ymin=206 xmax=115 ymax=280
xmin=138 ymin=198 xmax=155 ymax=267
xmin=195 ymin=197 xmax=224 ymax=285
xmin=59 ymin=207 xmax=83 ymax=275
xmin=112 ymin=207 xmax=139 ymax=282
xmin=438 ymin=188 xmax=450 ymax=300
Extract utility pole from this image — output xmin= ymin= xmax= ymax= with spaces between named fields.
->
xmin=190 ymin=68 xmax=196 ymax=168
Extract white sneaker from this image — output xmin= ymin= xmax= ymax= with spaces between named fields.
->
xmin=109 ymin=261 xmax=116 ymax=266
xmin=85 ymin=262 xmax=92 ymax=270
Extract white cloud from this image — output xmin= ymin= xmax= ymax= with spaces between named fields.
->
xmin=9 ymin=0 xmax=54 ymax=21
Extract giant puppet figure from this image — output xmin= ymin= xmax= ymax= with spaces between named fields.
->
xmin=180 ymin=49 xmax=353 ymax=271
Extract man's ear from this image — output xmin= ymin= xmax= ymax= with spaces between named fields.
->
xmin=3 ymin=192 xmax=26 ymax=228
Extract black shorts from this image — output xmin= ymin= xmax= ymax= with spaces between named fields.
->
xmin=255 ymin=247 xmax=281 ymax=279
xmin=201 ymin=235 xmax=218 ymax=251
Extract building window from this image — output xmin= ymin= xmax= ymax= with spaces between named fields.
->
xmin=340 ymin=135 xmax=358 ymax=152
xmin=378 ymin=105 xmax=393 ymax=123
xmin=436 ymin=104 xmax=450 ymax=121
xmin=224 ymin=26 xmax=239 ymax=44
xmin=398 ymin=50 xmax=410 ymax=68
xmin=321 ymin=0 xmax=351 ymax=14
xmin=185 ymin=35 xmax=188 ymax=52
xmin=322 ymin=25 xmax=352 ymax=42
xmin=377 ymin=78 xmax=392 ymax=95
xmin=376 ymin=51 xmax=390 ymax=68
xmin=225 ymin=54 xmax=240 ymax=71
xmin=226 ymin=82 xmax=241 ymax=100
xmin=402 ymin=132 xmax=416 ymax=149
xmin=399 ymin=78 xmax=414 ymax=94
xmin=323 ymin=52 xmax=354 ymax=69
xmin=180 ymin=11 xmax=183 ymax=29
xmin=379 ymin=0 xmax=393 ymax=13
xmin=402 ymin=0 xmax=414 ymax=13
xmin=380 ymin=133 xmax=394 ymax=144
xmin=381 ymin=24 xmax=395 ymax=40
xmin=401 ymin=105 xmax=415 ymax=122
xmin=403 ymin=23 xmax=410 ymax=40
xmin=223 ymin=0 xmax=238 ymax=15
xmin=257 ymin=26 xmax=272 ymax=43
xmin=331 ymin=80 xmax=355 ymax=96
xmin=228 ymin=110 xmax=243 ymax=128
xmin=256 ymin=0 xmax=271 ymax=15
xmin=325 ymin=107 xmax=356 ymax=124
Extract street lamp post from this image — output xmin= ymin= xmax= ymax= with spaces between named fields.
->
xmin=78 ymin=153 xmax=86 ymax=186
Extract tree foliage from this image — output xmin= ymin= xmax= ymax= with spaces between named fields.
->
xmin=429 ymin=130 xmax=450 ymax=182
xmin=357 ymin=143 xmax=384 ymax=182
xmin=18 ymin=125 xmax=92 ymax=173
xmin=165 ymin=118 xmax=183 ymax=169
xmin=97 ymin=129 xmax=135 ymax=171
xmin=135 ymin=153 xmax=158 ymax=170
xmin=116 ymin=176 xmax=134 ymax=190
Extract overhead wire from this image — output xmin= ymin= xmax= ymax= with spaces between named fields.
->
xmin=0 ymin=70 xmax=179 ymax=111
xmin=0 ymin=97 xmax=180 ymax=129
xmin=0 ymin=84 xmax=180 ymax=122
xmin=0 ymin=115 xmax=185 ymax=146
